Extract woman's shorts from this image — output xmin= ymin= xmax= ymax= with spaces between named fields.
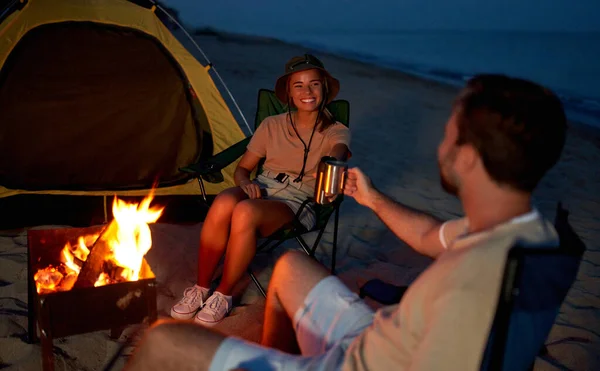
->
xmin=253 ymin=172 xmax=316 ymax=231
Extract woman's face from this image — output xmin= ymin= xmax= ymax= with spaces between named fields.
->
xmin=288 ymin=69 xmax=324 ymax=112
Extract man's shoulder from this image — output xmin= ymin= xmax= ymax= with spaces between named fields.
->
xmin=438 ymin=215 xmax=557 ymax=276
xmin=481 ymin=215 xmax=559 ymax=250
xmin=452 ymin=212 xmax=558 ymax=252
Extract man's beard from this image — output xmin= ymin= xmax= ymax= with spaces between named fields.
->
xmin=438 ymin=158 xmax=459 ymax=196
xmin=439 ymin=171 xmax=459 ymax=196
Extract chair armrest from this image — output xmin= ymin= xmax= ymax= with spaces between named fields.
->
xmin=180 ymin=137 xmax=251 ymax=183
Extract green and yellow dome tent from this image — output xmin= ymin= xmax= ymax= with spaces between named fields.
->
xmin=0 ymin=0 xmax=250 ymax=226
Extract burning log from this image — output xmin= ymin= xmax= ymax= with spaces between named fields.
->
xmin=60 ymin=272 xmax=78 ymax=291
xmin=33 ymin=191 xmax=164 ymax=294
xmin=73 ymin=224 xmax=114 ymax=289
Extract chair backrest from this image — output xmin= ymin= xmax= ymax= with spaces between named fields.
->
xmin=480 ymin=203 xmax=585 ymax=371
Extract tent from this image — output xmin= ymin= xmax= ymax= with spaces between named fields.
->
xmin=0 ymin=0 xmax=248 ymax=226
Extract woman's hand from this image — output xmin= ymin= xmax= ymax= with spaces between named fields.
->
xmin=240 ymin=179 xmax=262 ymax=199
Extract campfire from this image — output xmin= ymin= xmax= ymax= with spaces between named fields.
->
xmin=33 ymin=191 xmax=164 ymax=294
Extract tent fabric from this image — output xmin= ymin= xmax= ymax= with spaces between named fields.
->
xmin=0 ymin=0 xmax=246 ymax=197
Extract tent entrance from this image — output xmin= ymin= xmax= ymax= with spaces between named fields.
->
xmin=0 ymin=21 xmax=211 ymax=191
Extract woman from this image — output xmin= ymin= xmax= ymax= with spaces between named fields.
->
xmin=171 ymin=54 xmax=351 ymax=325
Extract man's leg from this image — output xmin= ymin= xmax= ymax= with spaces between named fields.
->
xmin=261 ymin=251 xmax=332 ymax=353
xmin=125 ymin=320 xmax=225 ymax=371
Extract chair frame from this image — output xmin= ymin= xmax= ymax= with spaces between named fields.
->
xmin=482 ymin=242 xmax=583 ymax=371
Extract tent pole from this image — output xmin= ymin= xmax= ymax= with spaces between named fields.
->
xmin=154 ymin=3 xmax=253 ymax=135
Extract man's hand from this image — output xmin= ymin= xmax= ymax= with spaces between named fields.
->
xmin=240 ymin=180 xmax=262 ymax=199
xmin=344 ymin=167 xmax=378 ymax=208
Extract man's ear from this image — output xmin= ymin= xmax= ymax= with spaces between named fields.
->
xmin=455 ymin=144 xmax=479 ymax=174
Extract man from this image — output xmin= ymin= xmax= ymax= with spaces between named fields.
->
xmin=125 ymin=74 xmax=567 ymax=371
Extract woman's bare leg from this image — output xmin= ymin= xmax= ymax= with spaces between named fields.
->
xmin=214 ymin=199 xmax=295 ymax=295
xmin=260 ymin=251 xmax=331 ymax=353
xmin=197 ymin=187 xmax=248 ymax=288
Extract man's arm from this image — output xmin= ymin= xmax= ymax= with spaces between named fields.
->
xmin=344 ymin=167 xmax=448 ymax=258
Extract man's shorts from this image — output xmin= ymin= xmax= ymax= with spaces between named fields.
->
xmin=254 ymin=172 xmax=316 ymax=231
xmin=209 ymin=276 xmax=375 ymax=371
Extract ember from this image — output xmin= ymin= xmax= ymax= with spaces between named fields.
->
xmin=33 ymin=191 xmax=164 ymax=294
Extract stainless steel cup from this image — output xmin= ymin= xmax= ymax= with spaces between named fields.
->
xmin=314 ymin=159 xmax=348 ymax=204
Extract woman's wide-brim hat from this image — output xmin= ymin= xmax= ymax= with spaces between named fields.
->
xmin=275 ymin=54 xmax=340 ymax=105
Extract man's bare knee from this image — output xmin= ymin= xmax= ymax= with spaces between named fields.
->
xmin=273 ymin=251 xmax=328 ymax=283
xmin=127 ymin=320 xmax=225 ymax=371
xmin=268 ymin=251 xmax=331 ymax=316
xmin=133 ymin=320 xmax=191 ymax=356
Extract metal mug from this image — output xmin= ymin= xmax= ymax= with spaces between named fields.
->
xmin=314 ymin=159 xmax=348 ymax=204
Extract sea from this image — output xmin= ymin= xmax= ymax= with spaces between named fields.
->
xmin=199 ymin=25 xmax=600 ymax=129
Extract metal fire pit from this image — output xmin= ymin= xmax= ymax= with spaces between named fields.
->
xmin=26 ymin=225 xmax=157 ymax=371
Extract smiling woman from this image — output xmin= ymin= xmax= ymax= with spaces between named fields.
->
xmin=170 ymin=54 xmax=352 ymax=326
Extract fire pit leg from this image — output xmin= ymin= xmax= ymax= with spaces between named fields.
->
xmin=27 ymin=265 xmax=39 ymax=344
xmin=147 ymin=282 xmax=158 ymax=324
xmin=40 ymin=326 xmax=55 ymax=371
xmin=38 ymin=297 xmax=56 ymax=371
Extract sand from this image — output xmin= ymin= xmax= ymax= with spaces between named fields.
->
xmin=1 ymin=29 xmax=599 ymax=370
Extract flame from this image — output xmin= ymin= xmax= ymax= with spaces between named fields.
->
xmin=101 ymin=190 xmax=164 ymax=283
xmin=33 ymin=191 xmax=163 ymax=293
xmin=95 ymin=273 xmax=112 ymax=287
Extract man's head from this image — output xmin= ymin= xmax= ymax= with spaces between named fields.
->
xmin=437 ymin=74 xmax=567 ymax=197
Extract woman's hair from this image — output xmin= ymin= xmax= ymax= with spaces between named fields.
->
xmin=287 ymin=70 xmax=337 ymax=132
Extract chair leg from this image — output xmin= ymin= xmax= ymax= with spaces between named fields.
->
xmin=308 ymin=226 xmax=328 ymax=257
xmin=248 ymin=268 xmax=267 ymax=298
xmin=296 ymin=235 xmax=313 ymax=256
xmin=331 ymin=205 xmax=340 ymax=275
xmin=196 ymin=177 xmax=207 ymax=203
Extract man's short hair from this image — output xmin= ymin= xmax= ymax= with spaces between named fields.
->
xmin=454 ymin=74 xmax=567 ymax=193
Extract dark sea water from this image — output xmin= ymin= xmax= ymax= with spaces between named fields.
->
xmin=272 ymin=29 xmax=600 ymax=129
xmin=193 ymin=22 xmax=600 ymax=129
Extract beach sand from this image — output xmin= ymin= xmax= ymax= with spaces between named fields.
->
xmin=1 ymin=29 xmax=599 ymax=370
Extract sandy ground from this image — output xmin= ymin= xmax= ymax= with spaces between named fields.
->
xmin=1 ymin=29 xmax=599 ymax=370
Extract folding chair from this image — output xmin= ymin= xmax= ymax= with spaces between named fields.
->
xmin=359 ymin=202 xmax=585 ymax=370
xmin=481 ymin=202 xmax=585 ymax=370
xmin=180 ymin=89 xmax=350 ymax=297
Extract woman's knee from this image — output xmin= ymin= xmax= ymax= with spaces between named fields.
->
xmin=230 ymin=200 xmax=259 ymax=231
xmin=207 ymin=188 xmax=246 ymax=223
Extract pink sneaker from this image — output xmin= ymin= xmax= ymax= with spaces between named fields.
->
xmin=170 ymin=285 xmax=209 ymax=320
xmin=194 ymin=291 xmax=232 ymax=326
